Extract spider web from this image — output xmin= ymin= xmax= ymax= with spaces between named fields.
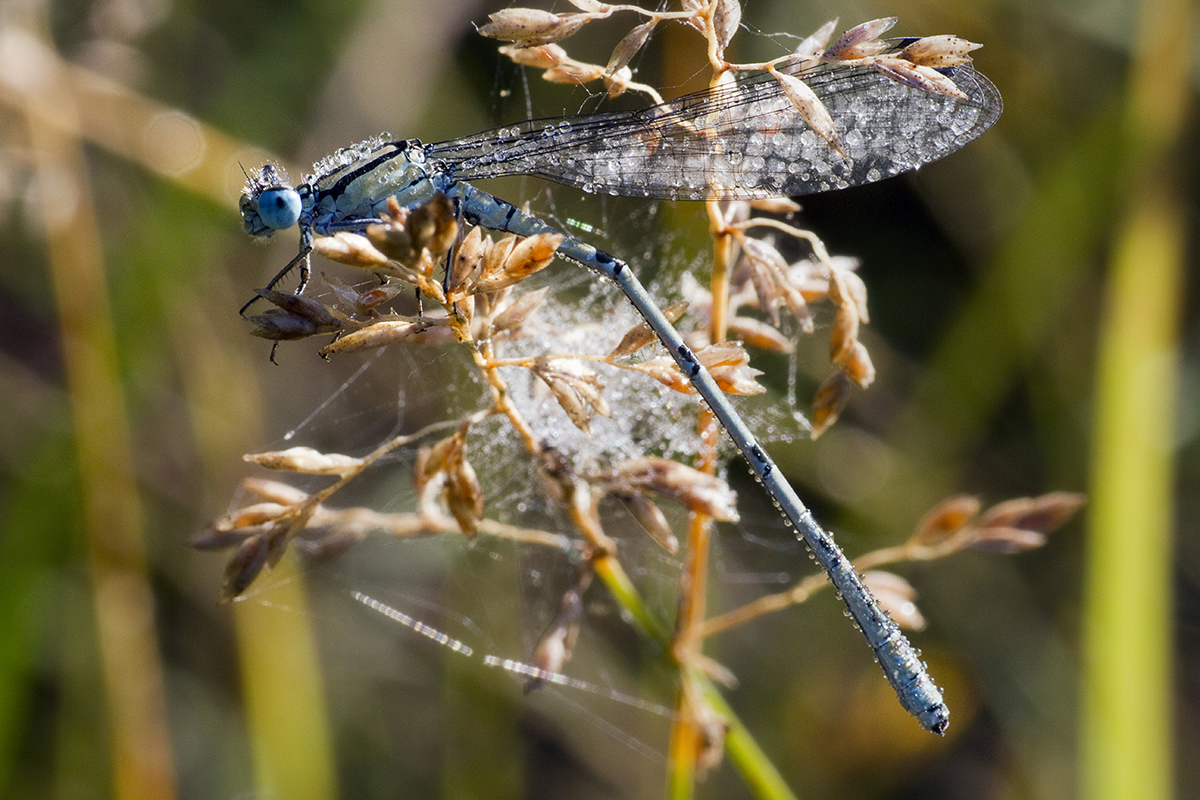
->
xmin=230 ymin=184 xmax=836 ymax=793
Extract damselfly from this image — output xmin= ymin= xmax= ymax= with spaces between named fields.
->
xmin=238 ymin=41 xmax=1001 ymax=734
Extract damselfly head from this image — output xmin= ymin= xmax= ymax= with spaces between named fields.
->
xmin=240 ymin=164 xmax=302 ymax=237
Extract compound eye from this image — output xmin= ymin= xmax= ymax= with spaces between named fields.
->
xmin=256 ymin=187 xmax=302 ymax=230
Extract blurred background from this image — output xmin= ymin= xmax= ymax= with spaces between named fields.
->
xmin=0 ymin=0 xmax=1195 ymax=798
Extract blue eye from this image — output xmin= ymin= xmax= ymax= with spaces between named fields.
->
xmin=256 ymin=187 xmax=302 ymax=230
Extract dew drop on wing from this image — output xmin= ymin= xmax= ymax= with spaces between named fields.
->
xmin=936 ymin=102 xmax=958 ymax=127
xmin=950 ymin=110 xmax=977 ymax=135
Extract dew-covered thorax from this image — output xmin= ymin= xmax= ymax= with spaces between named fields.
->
xmin=305 ymin=137 xmax=440 ymax=233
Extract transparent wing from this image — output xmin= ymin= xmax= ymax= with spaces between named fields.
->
xmin=428 ymin=55 xmax=1001 ymax=200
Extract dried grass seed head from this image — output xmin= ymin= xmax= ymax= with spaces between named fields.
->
xmin=606 ymin=457 xmax=739 ymax=522
xmin=838 ymin=340 xmax=875 ymax=387
xmin=618 ymin=492 xmax=679 ymax=553
xmin=319 ymin=319 xmax=424 ymax=355
xmin=490 ymin=286 xmax=549 ymax=335
xmin=823 ymin=17 xmax=897 ymax=61
xmin=871 ymin=57 xmax=969 ymax=100
xmin=771 ymin=67 xmax=845 ymax=155
xmin=697 ymin=341 xmax=766 ymax=395
xmin=408 ymin=190 xmax=459 ymax=257
xmin=606 ymin=19 xmax=657 ymax=75
xmin=710 ymin=0 xmax=742 ymax=57
xmin=221 ymin=533 xmax=276 ymax=601
xmin=532 ymin=361 xmax=611 ymax=434
xmin=910 ymin=494 xmax=983 ymax=547
xmin=471 ymin=231 xmax=562 ymax=294
xmin=313 ymin=232 xmax=391 ymax=269
xmin=608 ymin=301 xmax=689 ymax=358
xmin=810 ymin=371 xmax=852 ymax=438
xmin=725 ymin=316 xmax=794 ymax=354
xmin=901 ymin=35 xmax=982 ymax=68
xmin=244 ymin=446 xmax=363 ymax=476
xmin=792 ymin=19 xmax=839 ymax=60
xmin=828 ymin=303 xmax=860 ymax=365
xmin=976 ymin=492 xmax=1086 ymax=533
xmin=444 ymin=454 xmax=484 ymax=536
xmin=246 ymin=288 xmax=344 ymax=341
xmin=543 ymin=61 xmax=606 ymax=85
xmin=863 ymin=571 xmax=926 ymax=631
xmin=479 ymin=8 xmax=589 ymax=47
xmin=448 ymin=225 xmax=485 ymax=298
xmin=499 ymin=43 xmax=568 ymax=69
